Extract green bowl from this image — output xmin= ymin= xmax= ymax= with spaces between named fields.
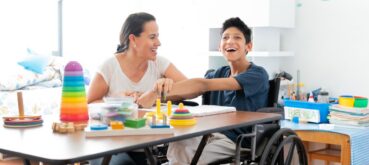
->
xmin=354 ymin=96 xmax=368 ymax=108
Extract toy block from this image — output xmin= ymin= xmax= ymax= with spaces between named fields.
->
xmin=52 ymin=122 xmax=87 ymax=133
xmin=124 ymin=118 xmax=146 ymax=128
xmin=110 ymin=121 xmax=124 ymax=130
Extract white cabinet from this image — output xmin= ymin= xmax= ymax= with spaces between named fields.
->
xmin=208 ymin=0 xmax=296 ymax=71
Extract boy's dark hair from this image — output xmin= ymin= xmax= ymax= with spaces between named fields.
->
xmin=117 ymin=12 xmax=156 ymax=53
xmin=221 ymin=17 xmax=252 ymax=44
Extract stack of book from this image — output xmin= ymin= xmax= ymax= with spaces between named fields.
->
xmin=329 ymin=104 xmax=369 ymax=126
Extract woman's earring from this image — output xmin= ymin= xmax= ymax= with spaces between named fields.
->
xmin=134 ymin=44 xmax=137 ymax=48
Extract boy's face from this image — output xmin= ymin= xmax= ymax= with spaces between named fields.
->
xmin=219 ymin=27 xmax=252 ymax=62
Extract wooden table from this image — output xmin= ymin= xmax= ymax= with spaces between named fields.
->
xmin=0 ymin=111 xmax=281 ymax=165
xmin=295 ymin=130 xmax=351 ymax=165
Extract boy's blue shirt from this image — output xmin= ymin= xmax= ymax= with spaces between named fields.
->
xmin=204 ymin=62 xmax=269 ymax=143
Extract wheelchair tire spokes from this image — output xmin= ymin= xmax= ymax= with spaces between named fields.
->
xmin=259 ymin=128 xmax=308 ymax=165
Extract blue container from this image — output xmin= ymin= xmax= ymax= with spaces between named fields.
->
xmin=284 ymin=99 xmax=330 ymax=123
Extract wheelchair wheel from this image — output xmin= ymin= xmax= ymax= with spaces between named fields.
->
xmin=259 ymin=128 xmax=308 ymax=165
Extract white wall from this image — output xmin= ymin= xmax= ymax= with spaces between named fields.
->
xmin=280 ymin=0 xmax=369 ymax=98
xmin=62 ymin=0 xmax=209 ymax=78
xmin=3 ymin=0 xmax=367 ymax=99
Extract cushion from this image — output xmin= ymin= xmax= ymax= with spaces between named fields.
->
xmin=18 ymin=55 xmax=50 ymax=74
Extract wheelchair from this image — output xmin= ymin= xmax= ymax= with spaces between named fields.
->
xmin=151 ymin=71 xmax=307 ymax=165
xmin=204 ymin=70 xmax=307 ymax=165
xmin=207 ymin=124 xmax=308 ymax=165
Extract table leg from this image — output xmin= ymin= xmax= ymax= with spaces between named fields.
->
xmin=190 ymin=134 xmax=211 ymax=165
xmin=144 ymin=147 xmax=157 ymax=165
xmin=341 ymin=139 xmax=351 ymax=165
xmin=23 ymin=159 xmax=31 ymax=165
xmin=101 ymin=155 xmax=112 ymax=165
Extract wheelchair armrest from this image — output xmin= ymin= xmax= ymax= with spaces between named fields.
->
xmin=257 ymin=107 xmax=284 ymax=117
xmin=172 ymin=100 xmax=199 ymax=106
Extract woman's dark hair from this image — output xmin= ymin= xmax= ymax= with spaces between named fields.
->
xmin=116 ymin=12 xmax=156 ymax=53
xmin=221 ymin=17 xmax=252 ymax=44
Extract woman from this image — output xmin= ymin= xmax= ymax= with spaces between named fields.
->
xmin=87 ymin=12 xmax=187 ymax=165
xmin=87 ymin=12 xmax=186 ymax=108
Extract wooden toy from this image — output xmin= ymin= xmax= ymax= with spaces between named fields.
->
xmin=60 ymin=61 xmax=89 ymax=122
xmin=2 ymin=91 xmax=43 ymax=128
xmin=52 ymin=122 xmax=87 ymax=133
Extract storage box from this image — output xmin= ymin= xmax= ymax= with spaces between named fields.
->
xmin=284 ymin=100 xmax=330 ymax=123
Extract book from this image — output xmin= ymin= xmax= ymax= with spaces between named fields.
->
xmin=186 ymin=105 xmax=236 ymax=117
xmin=330 ymin=104 xmax=369 ymax=115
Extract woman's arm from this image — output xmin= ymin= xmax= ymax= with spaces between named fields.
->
xmin=164 ymin=63 xmax=187 ymax=82
xmin=87 ymin=73 xmax=109 ymax=103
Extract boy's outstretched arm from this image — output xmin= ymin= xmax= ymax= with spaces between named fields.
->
xmin=166 ymin=77 xmax=242 ymax=100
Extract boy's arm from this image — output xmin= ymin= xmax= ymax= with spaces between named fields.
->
xmin=166 ymin=77 xmax=242 ymax=100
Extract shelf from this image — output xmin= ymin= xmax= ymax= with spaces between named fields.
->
xmin=209 ymin=51 xmax=294 ymax=57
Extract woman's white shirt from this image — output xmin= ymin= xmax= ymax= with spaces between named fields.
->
xmin=97 ymin=55 xmax=170 ymax=97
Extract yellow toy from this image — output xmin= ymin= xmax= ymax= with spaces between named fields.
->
xmin=167 ymin=100 xmax=172 ymax=116
xmin=169 ymin=103 xmax=196 ymax=126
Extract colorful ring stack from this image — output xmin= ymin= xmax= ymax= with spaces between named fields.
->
xmin=60 ymin=61 xmax=89 ymax=122
xmin=170 ymin=104 xmax=196 ymax=126
xmin=3 ymin=116 xmax=43 ymax=128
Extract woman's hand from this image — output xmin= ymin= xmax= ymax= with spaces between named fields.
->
xmin=113 ymin=91 xmax=143 ymax=102
xmin=135 ymin=78 xmax=174 ymax=108
xmin=153 ymin=78 xmax=174 ymax=97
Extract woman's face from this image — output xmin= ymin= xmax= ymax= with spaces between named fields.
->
xmin=219 ymin=27 xmax=251 ymax=62
xmin=134 ymin=21 xmax=161 ymax=60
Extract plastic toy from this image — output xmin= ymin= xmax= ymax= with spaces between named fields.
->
xmin=169 ymin=103 xmax=196 ymax=126
xmin=150 ymin=114 xmax=170 ymax=128
xmin=60 ymin=61 xmax=89 ymax=122
xmin=124 ymin=118 xmax=146 ymax=128
xmin=110 ymin=121 xmax=124 ymax=130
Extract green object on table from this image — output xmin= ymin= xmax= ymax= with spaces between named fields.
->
xmin=124 ymin=118 xmax=146 ymax=128
xmin=354 ymin=97 xmax=368 ymax=108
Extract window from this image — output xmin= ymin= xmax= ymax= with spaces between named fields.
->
xmin=0 ymin=0 xmax=58 ymax=63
